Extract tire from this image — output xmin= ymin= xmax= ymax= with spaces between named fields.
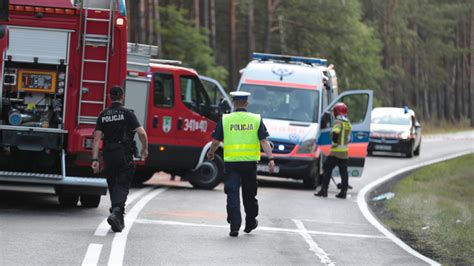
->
xmin=189 ymin=154 xmax=224 ymax=190
xmin=414 ymin=141 xmax=421 ymax=156
xmin=58 ymin=193 xmax=79 ymax=207
xmin=80 ymin=195 xmax=101 ymax=208
xmin=405 ymin=142 xmax=414 ymax=158
xmin=303 ymin=161 xmax=320 ymax=189
xmin=133 ymin=168 xmax=156 ymax=184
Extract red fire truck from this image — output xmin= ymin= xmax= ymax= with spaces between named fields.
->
xmin=0 ymin=0 xmax=128 ymax=207
xmin=125 ymin=44 xmax=231 ymax=189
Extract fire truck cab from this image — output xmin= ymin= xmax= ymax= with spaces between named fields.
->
xmin=237 ymin=53 xmax=373 ymax=188
xmin=125 ymin=43 xmax=231 ymax=189
xmin=0 ymin=0 xmax=128 ymax=207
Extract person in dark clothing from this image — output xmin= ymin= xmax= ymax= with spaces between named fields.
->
xmin=207 ymin=91 xmax=275 ymax=237
xmin=91 ymin=86 xmax=148 ymax=232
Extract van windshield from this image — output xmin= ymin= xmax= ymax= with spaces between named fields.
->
xmin=240 ymin=84 xmax=320 ymax=123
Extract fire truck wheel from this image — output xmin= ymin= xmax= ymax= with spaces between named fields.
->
xmin=189 ymin=154 xmax=224 ymax=190
xmin=80 ymin=195 xmax=101 ymax=208
xmin=58 ymin=193 xmax=79 ymax=207
xmin=303 ymin=161 xmax=320 ymax=189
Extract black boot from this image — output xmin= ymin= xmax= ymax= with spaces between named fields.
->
xmin=229 ymin=225 xmax=239 ymax=237
xmin=244 ymin=219 xmax=258 ymax=234
xmin=335 ymin=189 xmax=347 ymax=199
xmin=108 ymin=207 xmax=125 ymax=232
xmin=314 ymin=188 xmax=328 ymax=197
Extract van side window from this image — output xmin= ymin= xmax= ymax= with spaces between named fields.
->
xmin=180 ymin=75 xmax=211 ymax=115
xmin=153 ymin=73 xmax=174 ymax=107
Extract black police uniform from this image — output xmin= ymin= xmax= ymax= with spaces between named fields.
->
xmin=212 ymin=108 xmax=269 ymax=232
xmin=95 ymin=102 xmax=140 ymax=212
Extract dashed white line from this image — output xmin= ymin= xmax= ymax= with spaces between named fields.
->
xmin=107 ymin=187 xmax=167 ymax=266
xmin=94 ymin=187 xmax=154 ymax=237
xmin=135 ymin=218 xmax=387 ymax=239
xmin=293 ymin=219 xmax=335 ymax=266
xmin=81 ymin=243 xmax=103 ymax=266
xmin=357 ymin=150 xmax=473 ymax=266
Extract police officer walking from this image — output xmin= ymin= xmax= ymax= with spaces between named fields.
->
xmin=207 ymin=91 xmax=275 ymax=237
xmin=91 ymin=86 xmax=148 ymax=232
xmin=315 ymin=102 xmax=352 ymax=199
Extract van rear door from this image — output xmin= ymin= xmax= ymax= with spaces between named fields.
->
xmin=317 ymin=90 xmax=373 ymax=177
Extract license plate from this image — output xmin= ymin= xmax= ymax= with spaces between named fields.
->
xmin=375 ymin=144 xmax=392 ymax=151
xmin=257 ymin=164 xmax=280 ymax=174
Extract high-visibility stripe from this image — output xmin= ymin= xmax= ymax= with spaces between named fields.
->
xmin=224 ymin=151 xmax=261 ymax=157
xmin=225 ymin=144 xmax=260 ymax=150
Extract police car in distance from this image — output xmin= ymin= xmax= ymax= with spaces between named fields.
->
xmin=368 ymin=107 xmax=422 ymax=158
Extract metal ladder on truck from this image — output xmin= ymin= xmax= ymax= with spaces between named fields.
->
xmin=77 ymin=0 xmax=114 ymax=125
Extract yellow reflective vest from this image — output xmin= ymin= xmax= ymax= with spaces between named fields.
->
xmin=223 ymin=112 xmax=261 ymax=162
xmin=330 ymin=118 xmax=352 ymax=159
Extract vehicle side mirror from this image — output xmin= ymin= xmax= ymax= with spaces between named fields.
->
xmin=0 ymin=0 xmax=9 ymax=22
xmin=321 ymin=111 xmax=331 ymax=129
xmin=219 ymin=99 xmax=231 ymax=114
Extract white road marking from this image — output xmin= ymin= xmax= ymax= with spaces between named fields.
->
xmin=81 ymin=243 xmax=103 ymax=266
xmin=357 ymin=150 xmax=473 ymax=266
xmin=134 ymin=218 xmax=387 ymax=239
xmin=94 ymin=187 xmax=154 ymax=237
xmin=293 ymin=219 xmax=335 ymax=266
xmin=107 ymin=187 xmax=167 ymax=266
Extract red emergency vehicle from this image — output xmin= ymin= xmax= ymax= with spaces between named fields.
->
xmin=0 ymin=0 xmax=128 ymax=207
xmin=125 ymin=44 xmax=231 ymax=189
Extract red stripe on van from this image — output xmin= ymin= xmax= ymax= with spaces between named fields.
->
xmin=244 ymin=79 xmax=318 ymax=90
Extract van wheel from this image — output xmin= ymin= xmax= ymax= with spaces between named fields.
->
xmin=80 ymin=195 xmax=101 ymax=208
xmin=58 ymin=193 xmax=79 ymax=207
xmin=189 ymin=154 xmax=224 ymax=190
xmin=303 ymin=161 xmax=320 ymax=189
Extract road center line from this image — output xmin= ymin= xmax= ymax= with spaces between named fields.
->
xmin=81 ymin=243 xmax=103 ymax=266
xmin=357 ymin=150 xmax=473 ymax=266
xmin=293 ymin=219 xmax=335 ymax=266
xmin=94 ymin=187 xmax=154 ymax=237
xmin=134 ymin=218 xmax=386 ymax=239
xmin=107 ymin=187 xmax=167 ymax=266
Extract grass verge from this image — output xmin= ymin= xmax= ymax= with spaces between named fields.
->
xmin=381 ymin=154 xmax=474 ymax=265
xmin=421 ymin=117 xmax=472 ymax=135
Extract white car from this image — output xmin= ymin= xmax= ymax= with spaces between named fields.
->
xmin=368 ymin=107 xmax=422 ymax=158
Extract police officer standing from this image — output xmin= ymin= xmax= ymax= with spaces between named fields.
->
xmin=91 ymin=86 xmax=148 ymax=232
xmin=207 ymin=91 xmax=275 ymax=237
xmin=315 ymin=102 xmax=352 ymax=199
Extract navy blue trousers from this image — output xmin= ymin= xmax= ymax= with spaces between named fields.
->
xmin=224 ymin=162 xmax=259 ymax=231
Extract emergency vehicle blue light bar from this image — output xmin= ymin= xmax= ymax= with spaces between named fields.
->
xmin=252 ymin=53 xmax=328 ymax=67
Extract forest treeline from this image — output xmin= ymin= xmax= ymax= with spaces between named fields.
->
xmin=125 ymin=0 xmax=473 ymax=125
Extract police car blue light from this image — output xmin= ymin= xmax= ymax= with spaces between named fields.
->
xmin=252 ymin=53 xmax=327 ymax=67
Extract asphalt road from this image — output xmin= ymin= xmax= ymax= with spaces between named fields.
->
xmin=0 ymin=131 xmax=473 ymax=265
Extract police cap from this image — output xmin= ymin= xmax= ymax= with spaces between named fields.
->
xmin=230 ymin=91 xmax=251 ymax=101
xmin=110 ymin=86 xmax=124 ymax=97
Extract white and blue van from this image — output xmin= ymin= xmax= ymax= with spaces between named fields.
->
xmin=237 ymin=53 xmax=373 ymax=188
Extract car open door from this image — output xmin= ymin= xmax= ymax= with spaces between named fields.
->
xmin=199 ymin=75 xmax=232 ymax=113
xmin=317 ymin=90 xmax=373 ymax=177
